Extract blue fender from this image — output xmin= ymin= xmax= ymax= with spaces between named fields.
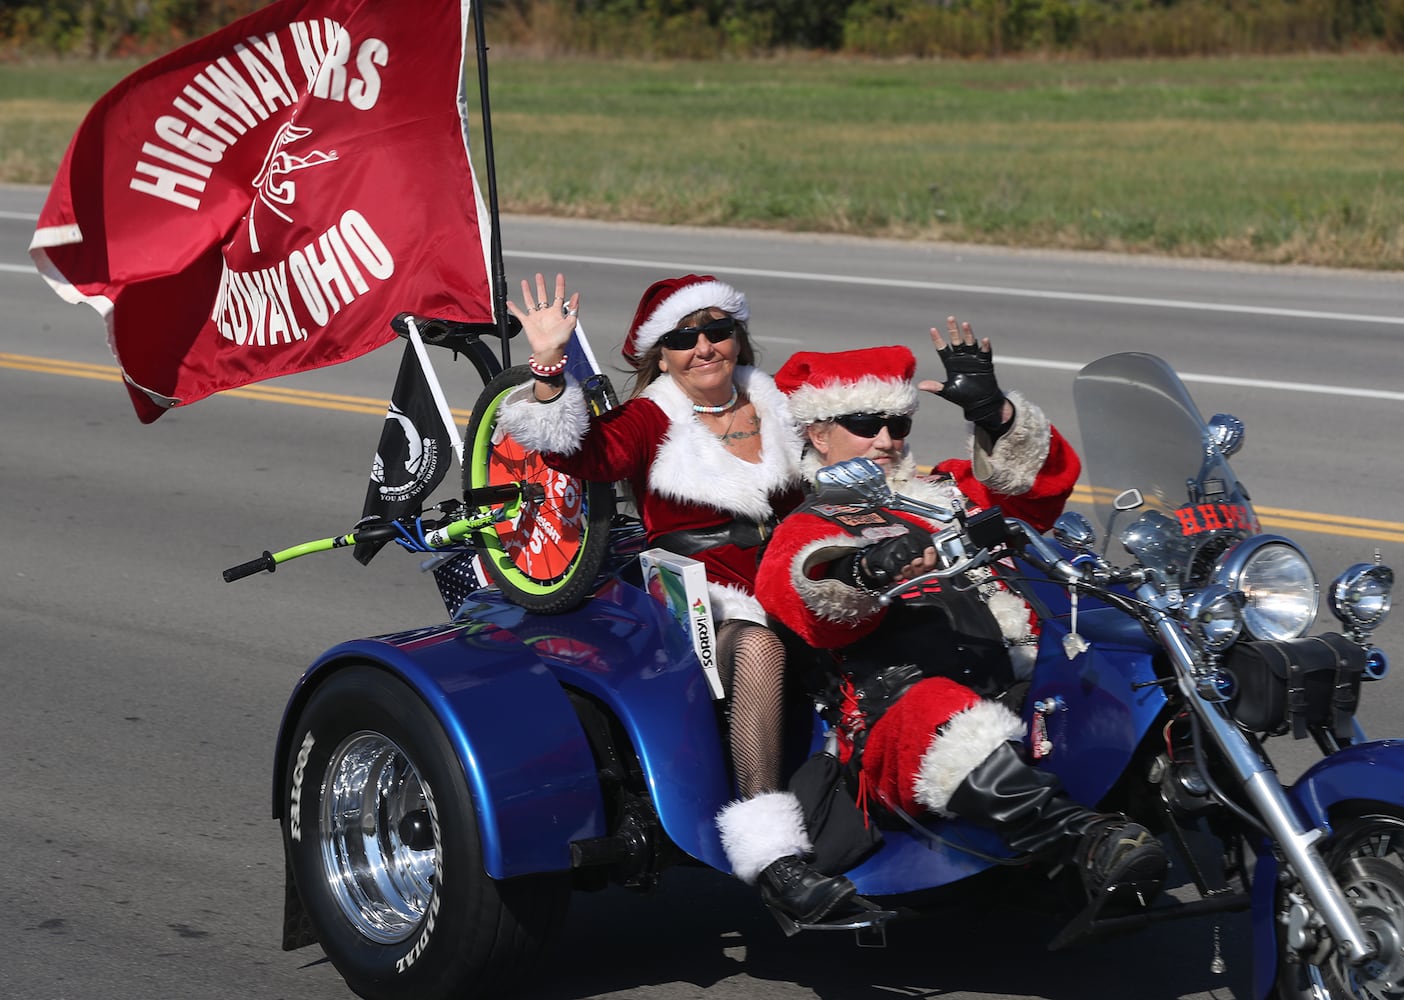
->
xmin=458 ymin=579 xmax=735 ymax=871
xmin=272 ymin=617 xmax=607 ymax=880
xmin=273 ymin=577 xmax=737 ymax=879
xmin=1249 ymin=739 xmax=1404 ymax=999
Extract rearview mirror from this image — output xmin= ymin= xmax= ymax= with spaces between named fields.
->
xmin=814 ymin=458 xmax=894 ymax=506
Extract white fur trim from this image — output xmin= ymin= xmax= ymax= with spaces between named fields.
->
xmin=715 ymin=791 xmax=813 ymax=884
xmin=889 ymin=466 xmax=965 ymax=512
xmin=709 ymin=581 xmax=767 ymax=625
xmin=631 ymin=280 xmax=749 ymax=358
xmin=1009 ymin=643 xmax=1038 ymax=680
xmin=986 ymin=586 xmax=1032 ymax=643
xmin=791 ymin=535 xmax=884 ymax=624
xmin=912 ymin=700 xmax=1026 ymax=817
xmin=645 ymin=367 xmax=803 ymax=521
xmin=493 ymin=378 xmax=590 ymax=456
xmin=970 ymin=390 xmax=1050 ymax=495
xmin=787 ymin=376 xmax=919 ymax=426
xmin=984 ymin=583 xmax=1039 ymax=678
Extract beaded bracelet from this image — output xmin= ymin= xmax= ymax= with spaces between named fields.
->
xmin=528 ymin=354 xmax=568 ymax=378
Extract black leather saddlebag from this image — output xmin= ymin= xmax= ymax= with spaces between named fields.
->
xmin=1224 ymin=633 xmax=1366 ymax=740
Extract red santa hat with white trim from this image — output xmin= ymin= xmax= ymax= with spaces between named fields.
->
xmin=622 ymin=273 xmax=749 ymax=367
xmin=774 ymin=345 xmax=920 ymax=424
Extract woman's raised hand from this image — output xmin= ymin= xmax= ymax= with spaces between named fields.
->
xmin=506 ymin=272 xmax=580 ymax=364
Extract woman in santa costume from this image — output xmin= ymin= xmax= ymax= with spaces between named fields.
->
xmin=498 ymin=271 xmax=856 ymax=925
xmin=755 ymin=321 xmax=1167 ymax=911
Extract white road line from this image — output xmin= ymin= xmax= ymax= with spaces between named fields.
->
xmin=507 ymin=249 xmax=1404 ymax=327
xmin=7 ymin=220 xmax=1399 ymax=326
xmin=999 ymin=355 xmax=1404 ymax=401
xmin=6 ymin=234 xmax=1399 ymax=400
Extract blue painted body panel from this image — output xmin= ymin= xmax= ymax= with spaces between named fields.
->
xmin=274 ymin=555 xmax=1175 ymax=890
xmin=273 ymin=577 xmax=736 ymax=878
xmin=276 ymin=539 xmax=1404 ymax=994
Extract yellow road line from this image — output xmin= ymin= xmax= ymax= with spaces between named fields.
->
xmin=0 ymin=351 xmax=475 ymax=423
xmin=5 ymin=350 xmax=1401 ymax=543
xmin=1067 ymin=485 xmax=1404 ymax=543
xmin=1255 ymin=516 xmax=1404 ymax=545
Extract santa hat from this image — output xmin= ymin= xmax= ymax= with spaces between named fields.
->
xmin=622 ymin=274 xmax=749 ymax=366
xmin=774 ymin=345 xmax=920 ymax=425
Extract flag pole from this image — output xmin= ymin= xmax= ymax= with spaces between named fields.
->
xmin=404 ymin=317 xmax=467 ymax=467
xmin=470 ymin=0 xmax=512 ymax=369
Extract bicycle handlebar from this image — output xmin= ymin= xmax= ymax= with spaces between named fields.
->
xmin=223 ymin=482 xmax=540 ymax=582
xmin=223 ymin=551 xmax=277 ymax=582
xmin=468 ymin=482 xmax=542 ymax=506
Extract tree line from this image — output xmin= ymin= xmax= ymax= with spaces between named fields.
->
xmin=3 ymin=0 xmax=1401 ymax=58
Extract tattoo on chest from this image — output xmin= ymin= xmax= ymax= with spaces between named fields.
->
xmin=718 ymin=415 xmax=761 ymax=445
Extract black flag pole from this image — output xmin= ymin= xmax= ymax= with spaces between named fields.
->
xmin=470 ymin=0 xmax=513 ymax=369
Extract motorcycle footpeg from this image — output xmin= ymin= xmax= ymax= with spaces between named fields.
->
xmin=766 ymin=897 xmax=898 ymax=939
xmin=1048 ymin=879 xmax=1161 ymax=951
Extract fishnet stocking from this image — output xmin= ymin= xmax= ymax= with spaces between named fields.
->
xmin=717 ymin=620 xmax=787 ymax=798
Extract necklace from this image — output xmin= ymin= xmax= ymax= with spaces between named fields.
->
xmin=692 ymin=385 xmax=739 ymax=415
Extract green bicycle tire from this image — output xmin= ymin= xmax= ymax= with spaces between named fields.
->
xmin=463 ymin=365 xmax=612 ymax=614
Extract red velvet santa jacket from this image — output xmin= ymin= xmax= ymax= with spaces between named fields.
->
xmin=497 ymin=365 xmax=804 ymax=623
xmin=755 ymin=391 xmax=1081 ymax=649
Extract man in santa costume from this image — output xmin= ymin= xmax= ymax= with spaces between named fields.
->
xmin=753 ymin=318 xmax=1167 ymax=912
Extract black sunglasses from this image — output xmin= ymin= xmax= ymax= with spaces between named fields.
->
xmin=833 ymin=412 xmax=913 ymax=439
xmin=658 ymin=317 xmax=738 ymax=352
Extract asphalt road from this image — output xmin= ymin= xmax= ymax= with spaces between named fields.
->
xmin=3 ymin=181 xmax=1403 ymax=1000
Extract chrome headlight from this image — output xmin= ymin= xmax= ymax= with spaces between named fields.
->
xmin=1329 ymin=563 xmax=1394 ymax=632
xmin=1214 ymin=536 xmax=1318 ymax=641
xmin=1183 ymin=584 xmax=1245 ymax=652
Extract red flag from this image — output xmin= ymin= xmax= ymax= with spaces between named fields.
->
xmin=29 ymin=0 xmax=492 ymax=423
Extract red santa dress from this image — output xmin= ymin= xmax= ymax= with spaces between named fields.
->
xmin=497 ymin=363 xmax=804 ymax=624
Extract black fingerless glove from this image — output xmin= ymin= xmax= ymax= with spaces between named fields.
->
xmin=845 ymin=524 xmax=933 ymax=593
xmin=936 ymin=341 xmax=1006 ymax=430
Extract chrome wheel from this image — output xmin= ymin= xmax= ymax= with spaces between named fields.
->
xmin=284 ymin=666 xmax=571 ymax=999
xmin=1282 ymin=814 xmax=1404 ymax=1000
xmin=319 ymin=730 xmax=438 ymax=944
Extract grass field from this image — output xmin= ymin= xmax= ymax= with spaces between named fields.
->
xmin=3 ymin=52 xmax=1401 ymax=268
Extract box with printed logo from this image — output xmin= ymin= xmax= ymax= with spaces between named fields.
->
xmin=639 ymin=547 xmax=724 ymax=700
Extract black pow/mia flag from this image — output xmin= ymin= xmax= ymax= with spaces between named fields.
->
xmin=354 ymin=340 xmax=452 ymax=565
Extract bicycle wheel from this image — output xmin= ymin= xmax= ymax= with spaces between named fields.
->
xmin=463 ymin=365 xmax=612 ymax=614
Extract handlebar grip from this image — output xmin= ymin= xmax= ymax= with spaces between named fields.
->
xmin=223 ymin=551 xmax=276 ymax=582
xmin=353 ymin=522 xmax=405 ymax=543
xmin=467 ymin=483 xmax=521 ymax=505
xmin=467 ymin=482 xmax=545 ymax=506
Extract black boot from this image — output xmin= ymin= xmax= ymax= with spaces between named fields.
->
xmin=756 ymin=855 xmax=857 ymax=924
xmin=1073 ymin=814 xmax=1168 ymax=910
xmin=944 ymin=742 xmax=1166 ymax=908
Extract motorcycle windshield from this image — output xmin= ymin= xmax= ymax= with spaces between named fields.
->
xmin=1073 ymin=353 xmax=1258 ymax=586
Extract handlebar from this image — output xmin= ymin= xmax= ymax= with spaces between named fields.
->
xmin=468 ymin=482 xmax=545 ymax=506
xmin=874 ymin=514 xmax=1150 ymax=606
xmin=1003 ymin=518 xmax=1086 ymax=585
xmin=222 ymin=482 xmax=541 ymax=582
xmin=223 ymin=551 xmax=277 ymax=582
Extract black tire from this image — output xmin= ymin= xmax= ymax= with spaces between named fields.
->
xmin=282 ymin=665 xmax=570 ymax=1000
xmin=1273 ymin=808 xmax=1404 ymax=1000
xmin=463 ymin=365 xmax=612 ymax=614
